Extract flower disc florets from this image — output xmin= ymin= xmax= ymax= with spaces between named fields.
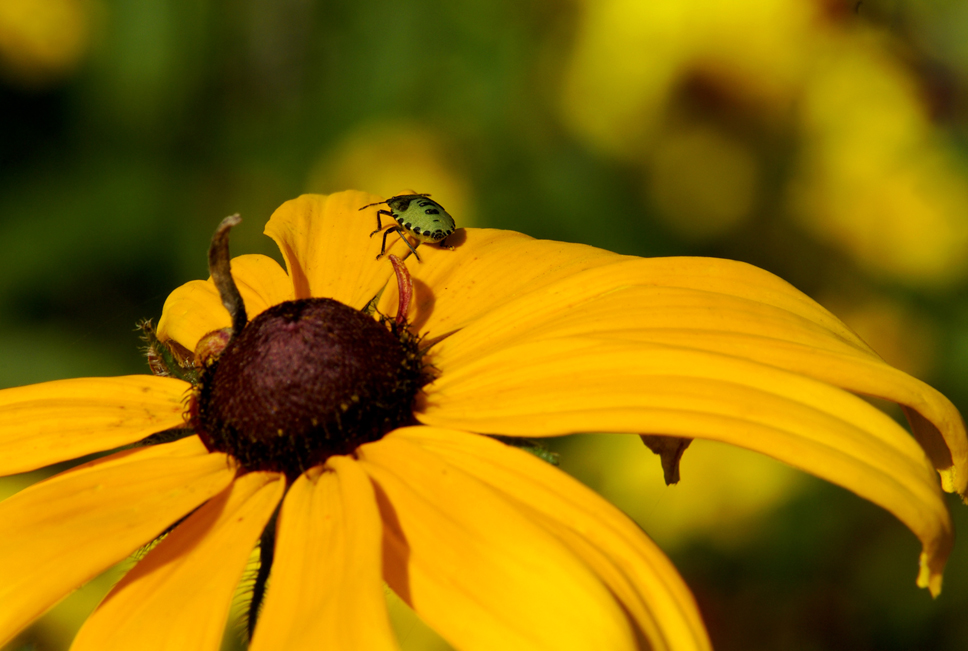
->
xmin=190 ymin=298 xmax=425 ymax=478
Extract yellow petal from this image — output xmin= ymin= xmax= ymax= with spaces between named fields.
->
xmin=357 ymin=432 xmax=637 ymax=651
xmin=157 ymin=253 xmax=293 ymax=352
xmin=420 ymin=337 xmax=953 ymax=595
xmin=264 ymin=193 xmax=395 ymax=308
xmin=0 ymin=437 xmax=235 ymax=648
xmin=376 ymin=228 xmax=623 ymax=338
xmin=71 ymin=470 xmax=285 ymax=651
xmin=383 ymin=231 xmax=868 ymax=350
xmin=425 ymin=261 xmax=967 ymax=496
xmin=250 ymin=457 xmax=399 ymax=651
xmin=0 ymin=375 xmax=190 ymax=475
xmin=395 ymin=426 xmax=712 ymax=651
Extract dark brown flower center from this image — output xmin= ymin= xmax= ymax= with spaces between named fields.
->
xmin=190 ymin=298 xmax=425 ymax=478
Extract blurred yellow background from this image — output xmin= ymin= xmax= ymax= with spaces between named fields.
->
xmin=3 ymin=0 xmax=968 ymax=649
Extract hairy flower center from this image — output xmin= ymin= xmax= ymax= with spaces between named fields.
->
xmin=190 ymin=298 xmax=425 ymax=478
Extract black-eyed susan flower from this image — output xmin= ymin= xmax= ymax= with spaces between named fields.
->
xmin=0 ymin=190 xmax=965 ymax=651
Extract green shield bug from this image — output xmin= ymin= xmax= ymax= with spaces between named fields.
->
xmin=359 ymin=193 xmax=456 ymax=262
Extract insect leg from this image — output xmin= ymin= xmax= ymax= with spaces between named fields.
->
xmin=370 ymin=209 xmax=394 ymax=237
xmin=377 ymin=226 xmax=422 ymax=261
xmin=394 ymin=231 xmax=423 ymax=261
xmin=377 ymin=227 xmax=397 ymax=259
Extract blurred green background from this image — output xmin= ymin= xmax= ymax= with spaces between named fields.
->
xmin=3 ymin=0 xmax=968 ymax=649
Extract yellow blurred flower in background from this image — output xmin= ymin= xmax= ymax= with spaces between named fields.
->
xmin=560 ymin=0 xmax=814 ymax=156
xmin=0 ymin=0 xmax=92 ymax=87
xmin=647 ymin=123 xmax=759 ymax=241
xmin=559 ymin=435 xmax=805 ymax=551
xmin=791 ymin=38 xmax=968 ymax=285
xmin=560 ymin=0 xmax=968 ymax=285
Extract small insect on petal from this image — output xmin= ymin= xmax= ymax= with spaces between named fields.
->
xmin=360 ymin=193 xmax=457 ymax=262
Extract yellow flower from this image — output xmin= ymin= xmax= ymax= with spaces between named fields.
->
xmin=1 ymin=190 xmax=965 ymax=650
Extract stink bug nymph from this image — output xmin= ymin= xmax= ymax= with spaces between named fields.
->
xmin=359 ymin=193 xmax=456 ymax=262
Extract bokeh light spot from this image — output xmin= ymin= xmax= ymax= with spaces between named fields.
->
xmin=306 ymin=122 xmax=473 ymax=226
xmin=649 ymin=123 xmax=759 ymax=240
